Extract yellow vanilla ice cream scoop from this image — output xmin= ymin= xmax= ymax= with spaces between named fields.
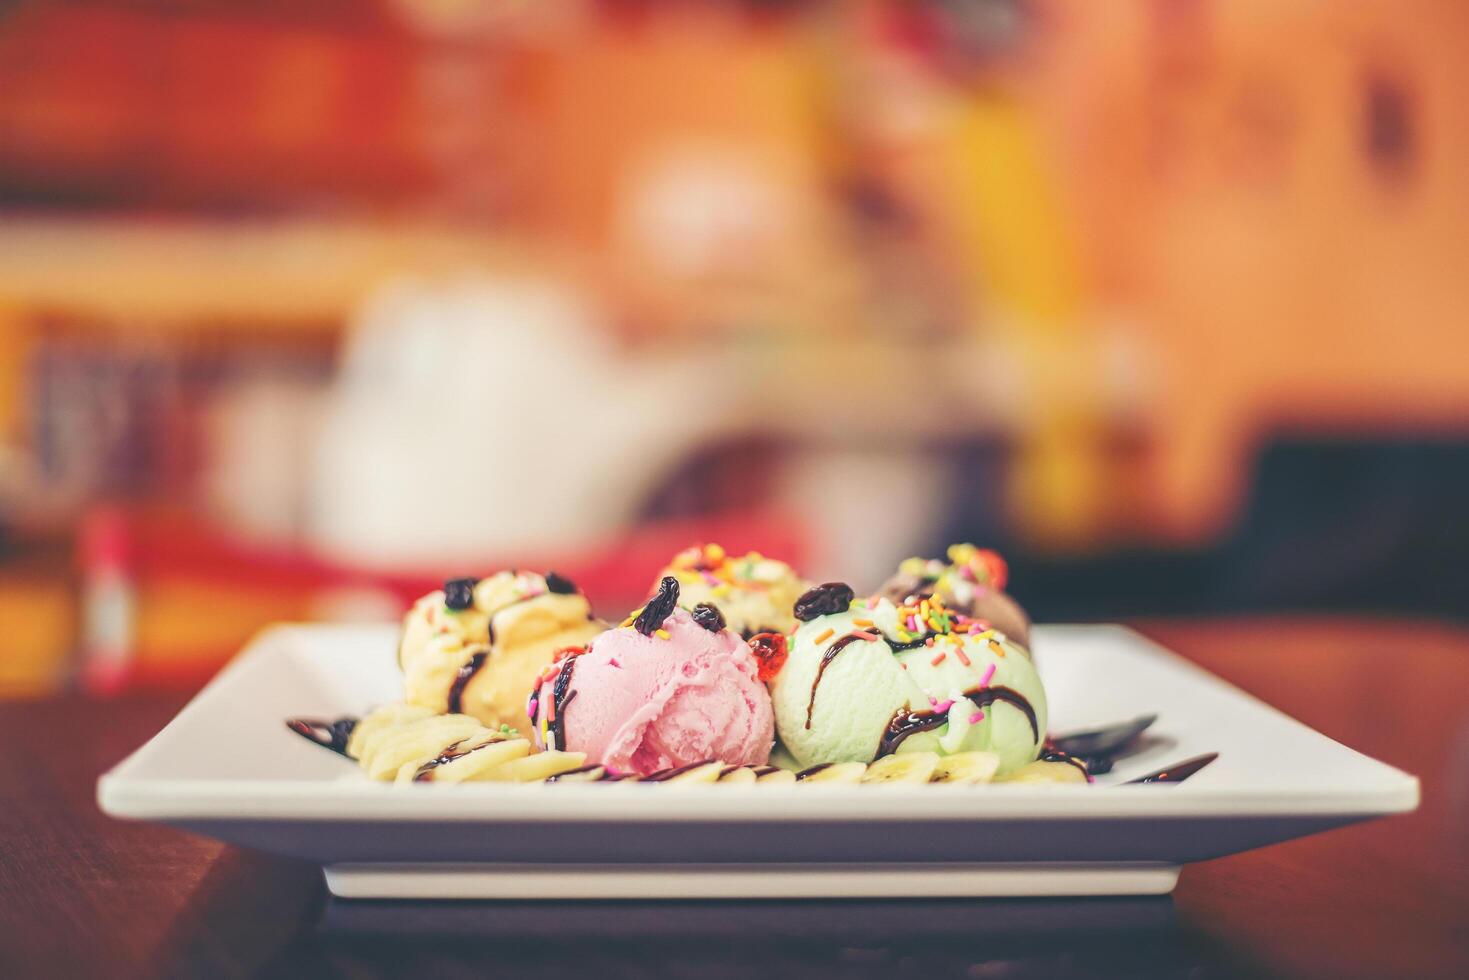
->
xmin=656 ymin=543 xmax=808 ymax=638
xmin=399 ymin=570 xmax=604 ymax=734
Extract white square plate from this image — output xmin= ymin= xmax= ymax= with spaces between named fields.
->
xmin=98 ymin=624 xmax=1418 ymax=900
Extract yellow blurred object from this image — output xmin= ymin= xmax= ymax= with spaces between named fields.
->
xmin=0 ymin=305 xmax=23 ymax=442
xmin=131 ymin=578 xmax=315 ymax=680
xmin=0 ymin=579 xmax=73 ymax=698
xmin=945 ymin=88 xmax=1108 ymax=547
xmin=0 ymin=218 xmax=519 ymax=328
xmin=1027 ymin=0 xmax=1469 ymax=540
xmin=534 ymin=9 xmax=850 ymax=339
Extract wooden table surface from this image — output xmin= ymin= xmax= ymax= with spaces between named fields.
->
xmin=3 ymin=617 xmax=1467 ymax=979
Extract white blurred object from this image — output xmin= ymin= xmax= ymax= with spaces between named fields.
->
xmin=204 ymin=374 xmax=324 ymax=543
xmin=309 ymin=586 xmax=405 ymax=625
xmin=778 ymin=448 xmax=951 ymax=591
xmin=307 ymin=275 xmax=729 ymax=568
xmin=618 ymin=143 xmax=810 ymax=284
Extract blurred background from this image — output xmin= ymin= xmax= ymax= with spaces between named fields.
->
xmin=1 ymin=0 xmax=1466 ymax=698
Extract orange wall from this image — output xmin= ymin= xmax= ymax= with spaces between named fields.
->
xmin=1031 ymin=0 xmax=1469 ymax=539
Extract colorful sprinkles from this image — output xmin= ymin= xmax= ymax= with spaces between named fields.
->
xmin=891 ymin=592 xmax=996 ymax=647
xmin=897 ymin=544 xmax=1009 ymax=596
xmin=667 ymin=543 xmax=787 ymax=593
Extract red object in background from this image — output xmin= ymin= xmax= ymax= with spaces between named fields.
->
xmin=0 ymin=3 xmax=424 ymax=209
xmin=77 ymin=507 xmax=135 ymax=698
xmin=77 ymin=507 xmax=808 ymax=693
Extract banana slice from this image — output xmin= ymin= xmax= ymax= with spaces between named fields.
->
xmin=997 ymin=760 xmax=1089 ymax=785
xmin=647 ymin=761 xmax=725 ymax=784
xmin=545 ymin=765 xmax=607 ymax=783
xmin=931 ymin=751 xmax=1000 ymax=785
xmin=357 ymin=710 xmax=462 ymax=764
xmin=356 ymin=712 xmax=466 ymax=767
xmin=364 ymin=716 xmax=485 ymax=780
xmin=393 ymin=730 xmax=500 ymax=785
xmin=754 ymin=767 xmax=797 ymax=785
xmin=403 ymin=736 xmax=531 ymax=784
xmin=862 ymin=752 xmax=940 ymax=784
xmin=360 ymin=714 xmax=484 ymax=774
xmin=796 ymin=762 xmax=867 ymax=784
xmin=716 ymin=766 xmax=758 ymax=784
xmin=431 ymin=737 xmax=530 ymax=783
xmin=478 ymin=749 xmax=587 ymax=782
xmin=346 ymin=703 xmax=435 ymax=759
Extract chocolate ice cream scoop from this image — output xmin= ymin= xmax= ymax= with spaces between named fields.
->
xmin=878 ymin=546 xmax=1032 ymax=650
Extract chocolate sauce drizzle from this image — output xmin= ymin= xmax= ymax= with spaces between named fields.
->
xmin=545 ymin=764 xmax=604 ymax=782
xmin=285 ymin=717 xmax=357 ymax=756
xmin=805 ymin=632 xmax=879 ymax=729
xmin=1125 ymin=752 xmax=1219 ymax=784
xmin=1039 ymin=745 xmax=1091 ymax=779
xmin=446 ymin=650 xmax=487 ymax=715
xmin=545 ymin=655 xmax=579 ymax=751
xmin=877 ymin=685 xmax=1039 ymax=758
xmin=645 ymin=759 xmax=716 ymax=782
xmin=443 ymin=580 xmax=592 ymax=711
xmin=796 ymin=762 xmax=834 ymax=780
xmin=411 ymin=738 xmax=472 ymax=781
xmin=486 ymin=592 xmax=544 ymax=645
xmin=877 ymin=708 xmax=948 ymax=756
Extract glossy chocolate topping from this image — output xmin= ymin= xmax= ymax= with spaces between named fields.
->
xmin=645 ymin=759 xmax=717 ymax=782
xmin=805 ymin=631 xmax=879 ymax=729
xmin=544 ymin=764 xmax=605 ymax=782
xmin=545 ymin=655 xmax=579 ymax=752
xmin=412 ymin=737 xmax=489 ymax=781
xmin=446 ymin=650 xmax=487 ymax=715
xmin=285 ymin=717 xmax=357 ymax=756
xmin=1039 ymin=745 xmax=1091 ymax=779
xmin=877 ymin=685 xmax=1039 ymax=758
xmin=1125 ymin=752 xmax=1219 ymax=784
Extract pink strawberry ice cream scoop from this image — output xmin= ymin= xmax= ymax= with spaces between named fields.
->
xmin=530 ymin=579 xmax=774 ymax=776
